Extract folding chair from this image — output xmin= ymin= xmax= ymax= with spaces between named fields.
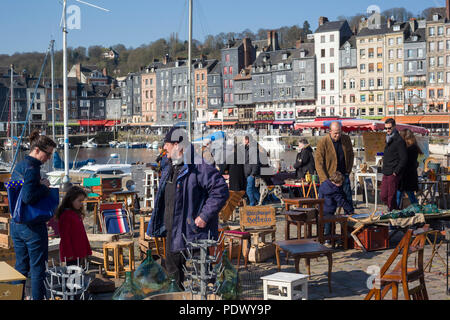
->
xmin=100 ymin=208 xmax=133 ymax=238
xmin=96 ymin=203 xmax=124 ymax=233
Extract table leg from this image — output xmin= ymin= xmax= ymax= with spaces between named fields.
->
xmin=275 ymin=246 xmax=281 ymax=271
xmin=327 ymin=253 xmax=332 ymax=293
xmin=297 ymin=222 xmax=301 ymax=240
xmin=294 ymin=257 xmax=300 ymax=273
xmin=363 ymin=178 xmax=368 ymax=208
xmin=305 ymin=257 xmax=311 ymax=276
xmin=237 ymin=240 xmax=242 ymax=269
xmin=285 ymin=219 xmax=289 ymax=241
xmin=374 ymin=178 xmax=378 ymax=212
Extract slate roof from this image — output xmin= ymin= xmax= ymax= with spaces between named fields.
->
xmin=315 ymin=20 xmax=346 ymax=33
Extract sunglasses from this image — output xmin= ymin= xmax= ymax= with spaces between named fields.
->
xmin=385 ymin=126 xmax=393 ymax=131
xmin=39 ymin=148 xmax=53 ymax=157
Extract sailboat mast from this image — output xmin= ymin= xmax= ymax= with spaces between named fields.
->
xmin=10 ymin=64 xmax=14 ymax=156
xmin=62 ymin=0 xmax=70 ymax=183
xmin=187 ymin=0 xmax=193 ymax=141
xmin=51 ymin=39 xmax=56 ymax=143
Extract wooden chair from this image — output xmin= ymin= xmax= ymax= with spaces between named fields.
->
xmin=219 ymin=190 xmax=245 ymax=222
xmin=138 ymin=215 xmax=165 ymax=260
xmin=365 ymin=229 xmax=428 ymax=300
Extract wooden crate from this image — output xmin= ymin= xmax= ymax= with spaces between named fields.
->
xmin=0 ymin=247 xmax=15 ymax=267
xmin=248 ymin=243 xmax=275 ymax=263
xmin=0 ymin=213 xmax=12 ymax=249
xmin=349 ymin=225 xmax=390 ymax=251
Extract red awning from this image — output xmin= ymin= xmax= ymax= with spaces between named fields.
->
xmin=228 ymin=108 xmax=233 ymax=114
xmin=78 ymin=120 xmax=107 ymax=126
xmin=255 ymin=120 xmax=274 ymax=124
xmin=178 ymin=113 xmax=182 ymax=119
xmin=104 ymin=120 xmax=120 ymax=127
xmin=222 ymin=121 xmax=237 ymax=126
xmin=206 ymin=121 xmax=223 ymax=126
xmin=173 ymin=113 xmax=177 ymax=118
xmin=213 ymin=109 xmax=218 ymax=115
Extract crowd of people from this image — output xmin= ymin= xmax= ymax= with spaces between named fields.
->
xmin=8 ymin=117 xmax=425 ymax=299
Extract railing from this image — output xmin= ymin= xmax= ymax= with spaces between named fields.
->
xmin=404 ymin=80 xmax=426 ymax=87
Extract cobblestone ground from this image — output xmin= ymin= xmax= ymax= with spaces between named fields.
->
xmin=86 ymin=196 xmax=450 ymax=300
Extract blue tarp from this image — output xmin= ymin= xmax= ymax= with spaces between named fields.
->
xmin=52 ymin=151 xmax=96 ymax=170
xmin=194 ymin=131 xmax=225 ymax=142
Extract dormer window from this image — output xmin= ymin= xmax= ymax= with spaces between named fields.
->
xmin=433 ymin=14 xmax=439 ymax=21
xmin=300 ymin=51 xmax=306 ymax=58
xmin=278 ymin=63 xmax=284 ymax=69
xmin=393 ymin=25 xmax=400 ymax=31
xmin=282 ymin=53 xmax=288 ymax=60
xmin=412 ymin=35 xmax=418 ymax=41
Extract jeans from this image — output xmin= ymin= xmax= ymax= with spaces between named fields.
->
xmin=380 ymin=174 xmax=400 ymax=211
xmin=246 ymin=176 xmax=260 ymax=206
xmin=396 ymin=190 xmax=418 ymax=208
xmin=342 ymin=174 xmax=353 ymax=208
xmin=10 ymin=221 xmax=48 ymax=300
xmin=323 ymin=212 xmax=334 ymax=236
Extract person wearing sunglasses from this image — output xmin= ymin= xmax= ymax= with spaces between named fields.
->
xmin=380 ymin=118 xmax=407 ymax=211
xmin=10 ymin=129 xmax=56 ymax=300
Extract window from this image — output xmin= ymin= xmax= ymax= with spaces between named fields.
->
xmin=350 ymin=79 xmax=355 ymax=88
xmin=342 ymin=95 xmax=346 ymax=103
xmin=330 ymin=34 xmax=334 ymax=42
xmin=438 ymin=88 xmax=444 ymax=98
xmin=321 ymin=49 xmax=326 ymax=58
xmin=330 ymin=63 xmax=334 ymax=73
xmin=229 ymin=80 xmax=233 ymax=88
xmin=229 ymin=66 xmax=233 ymax=74
xmin=260 ymin=89 xmax=265 ymax=96
xmin=389 ymin=49 xmax=394 ymax=59
xmin=429 ymin=72 xmax=435 ymax=83
xmin=360 ymin=64 xmax=366 ymax=72
xmin=224 ymin=80 xmax=228 ymax=88
xmin=397 ymin=49 xmax=403 ymax=58
xmin=429 ymin=42 xmax=436 ymax=52
xmin=350 ymin=95 xmax=355 ymax=103
xmin=360 ymin=79 xmax=366 ymax=88
xmin=369 ymin=63 xmax=374 ymax=72
xmin=407 ymin=49 xmax=413 ymax=58
xmin=429 ymin=57 xmax=435 ymax=67
xmin=321 ymin=63 xmax=325 ymax=73
xmin=439 ymin=56 xmax=444 ymax=67
xmin=429 ymin=89 xmax=435 ymax=98
xmin=321 ymin=35 xmax=325 ymax=43
xmin=389 ymin=63 xmax=394 ymax=73
xmin=369 ymin=78 xmax=374 ymax=88
xmin=397 ymin=62 xmax=403 ymax=72
xmin=360 ymin=49 xmax=365 ymax=57
xmin=360 ymin=94 xmax=366 ymax=102
xmin=321 ymin=80 xmax=326 ymax=91
xmin=418 ymin=61 xmax=424 ymax=70
xmin=389 ymin=77 xmax=394 ymax=88
xmin=388 ymin=38 xmax=394 ymax=46
xmin=418 ymin=48 xmax=424 ymax=58
xmin=321 ymin=96 xmax=326 ymax=104
xmin=377 ymin=94 xmax=383 ymax=102
xmin=330 ymin=48 xmax=334 ymax=57
xmin=438 ymin=71 xmax=444 ymax=83
xmin=397 ymin=37 xmax=403 ymax=45
xmin=438 ymin=41 xmax=444 ymax=51
xmin=225 ymin=54 xmax=230 ymax=62
xmin=343 ymin=80 xmax=347 ymax=89
xmin=377 ymin=47 xmax=383 ymax=57
xmin=368 ymin=48 xmax=374 ymax=58
xmin=330 ymin=96 xmax=335 ymax=104
xmin=438 ymin=26 xmax=444 ymax=35
xmin=389 ymin=92 xmax=395 ymax=101
xmin=330 ymin=80 xmax=334 ymax=90
xmin=377 ymin=78 xmax=383 ymax=87
xmin=223 ymin=67 xmax=227 ymax=75
xmin=397 ymin=77 xmax=402 ymax=86
xmin=429 ymin=27 xmax=435 ymax=36
xmin=407 ymin=61 xmax=413 ymax=72
xmin=377 ymin=62 xmax=383 ymax=72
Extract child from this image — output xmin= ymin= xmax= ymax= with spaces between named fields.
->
xmin=55 ymin=186 xmax=92 ymax=266
xmin=318 ymin=171 xmax=354 ymax=240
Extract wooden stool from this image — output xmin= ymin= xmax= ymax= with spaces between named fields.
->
xmin=102 ymin=240 xmax=135 ymax=279
xmin=261 ymin=272 xmax=308 ymax=300
xmin=223 ymin=230 xmax=251 ymax=269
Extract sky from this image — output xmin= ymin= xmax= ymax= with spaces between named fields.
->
xmin=0 ymin=0 xmax=444 ymax=55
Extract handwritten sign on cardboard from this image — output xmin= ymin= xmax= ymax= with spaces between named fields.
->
xmin=239 ymin=206 xmax=276 ymax=230
xmin=362 ymin=131 xmax=386 ymax=163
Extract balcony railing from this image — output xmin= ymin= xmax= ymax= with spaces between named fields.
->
xmin=404 ymin=80 xmax=426 ymax=87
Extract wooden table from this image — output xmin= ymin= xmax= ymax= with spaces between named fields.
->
xmin=112 ymin=190 xmax=139 ymax=227
xmin=274 ymin=239 xmax=333 ymax=292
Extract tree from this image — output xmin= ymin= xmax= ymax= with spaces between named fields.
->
xmin=302 ymin=20 xmax=312 ymax=36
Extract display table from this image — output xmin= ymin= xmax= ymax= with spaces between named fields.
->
xmin=0 ymin=261 xmax=26 ymax=300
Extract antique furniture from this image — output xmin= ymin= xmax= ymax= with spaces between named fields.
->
xmin=260 ymin=272 xmax=308 ymax=300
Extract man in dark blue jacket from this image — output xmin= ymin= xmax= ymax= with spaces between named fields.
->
xmin=318 ymin=171 xmax=354 ymax=243
xmin=147 ymin=127 xmax=229 ymax=288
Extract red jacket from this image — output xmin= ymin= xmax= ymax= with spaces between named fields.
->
xmin=58 ymin=209 xmax=92 ymax=262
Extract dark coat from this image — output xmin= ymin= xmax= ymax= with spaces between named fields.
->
xmin=399 ymin=144 xmax=420 ymax=192
xmin=147 ymin=145 xmax=229 ymax=252
xmin=244 ymin=144 xmax=261 ymax=177
xmin=11 ymin=155 xmax=49 ymax=205
xmin=293 ymin=145 xmax=315 ymax=179
xmin=318 ymin=179 xmax=354 ymax=215
xmin=382 ymin=129 xmax=408 ymax=176
xmin=219 ymin=147 xmax=246 ymax=192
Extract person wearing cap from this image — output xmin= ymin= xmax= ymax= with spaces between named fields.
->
xmin=146 ymin=127 xmax=229 ymax=289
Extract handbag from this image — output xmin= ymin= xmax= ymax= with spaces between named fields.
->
xmin=5 ymin=180 xmax=60 ymax=224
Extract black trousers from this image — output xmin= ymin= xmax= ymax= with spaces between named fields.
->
xmin=163 ymin=243 xmax=186 ymax=290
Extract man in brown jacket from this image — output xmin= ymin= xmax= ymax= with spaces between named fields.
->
xmin=315 ymin=121 xmax=354 ymax=205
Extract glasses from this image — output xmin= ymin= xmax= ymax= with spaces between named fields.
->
xmin=39 ymin=148 xmax=53 ymax=157
xmin=385 ymin=126 xmax=393 ymax=131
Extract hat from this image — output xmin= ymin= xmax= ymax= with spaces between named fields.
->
xmin=164 ymin=127 xmax=185 ymax=144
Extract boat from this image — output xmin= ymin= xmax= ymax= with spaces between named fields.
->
xmin=258 ymin=135 xmax=288 ymax=153
xmin=117 ymin=141 xmax=128 ymax=148
xmin=82 ymin=137 xmax=98 ymax=148
xmin=127 ymin=142 xmax=147 ymax=149
xmin=147 ymin=141 xmax=159 ymax=149
xmin=57 ymin=137 xmax=73 ymax=149
xmin=109 ymin=141 xmax=119 ymax=148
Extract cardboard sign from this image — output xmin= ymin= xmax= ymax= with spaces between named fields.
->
xmin=239 ymin=206 xmax=276 ymax=229
xmin=362 ymin=132 xmax=386 ymax=163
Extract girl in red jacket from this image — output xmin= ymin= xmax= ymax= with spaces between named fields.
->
xmin=55 ymin=186 xmax=92 ymax=266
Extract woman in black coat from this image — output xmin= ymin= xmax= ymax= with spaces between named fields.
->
xmin=397 ymin=129 xmax=422 ymax=207
xmin=293 ymin=138 xmax=316 ymax=179
xmin=219 ymin=141 xmax=246 ymax=192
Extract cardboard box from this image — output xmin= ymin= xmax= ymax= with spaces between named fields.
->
xmin=248 ymin=243 xmax=275 ymax=263
xmin=0 ymin=283 xmax=23 ymax=300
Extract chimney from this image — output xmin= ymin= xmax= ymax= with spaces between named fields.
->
xmin=102 ymin=67 xmax=108 ymax=77
xmin=163 ymin=54 xmax=170 ymax=65
xmin=267 ymin=31 xmax=273 ymax=50
xmin=243 ymin=38 xmax=253 ymax=68
xmin=76 ymin=63 xmax=81 ymax=81
xmin=409 ymin=18 xmax=417 ymax=33
xmin=318 ymin=16 xmax=329 ymax=26
xmin=447 ymin=0 xmax=450 ymax=20
xmin=268 ymin=30 xmax=279 ymax=51
xmin=352 ymin=24 xmax=357 ymax=35
xmin=296 ymin=40 xmax=302 ymax=49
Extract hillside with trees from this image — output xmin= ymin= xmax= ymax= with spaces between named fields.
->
xmin=0 ymin=6 xmax=435 ymax=80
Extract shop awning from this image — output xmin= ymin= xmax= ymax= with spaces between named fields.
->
xmin=381 ymin=115 xmax=423 ymax=124
xmin=255 ymin=120 xmax=274 ymax=124
xmin=273 ymin=121 xmax=294 ymax=125
xmin=419 ymin=115 xmax=450 ymax=124
xmin=206 ymin=121 xmax=224 ymax=126
xmin=174 ymin=121 xmax=187 ymax=127
xmin=127 ymin=122 xmax=154 ymax=127
xmin=78 ymin=120 xmax=107 ymax=126
xmin=104 ymin=120 xmax=120 ymax=127
xmin=222 ymin=121 xmax=237 ymax=126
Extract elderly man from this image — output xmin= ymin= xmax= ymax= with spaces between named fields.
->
xmin=147 ymin=127 xmax=229 ymax=289
xmin=315 ymin=121 xmax=354 ymax=205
